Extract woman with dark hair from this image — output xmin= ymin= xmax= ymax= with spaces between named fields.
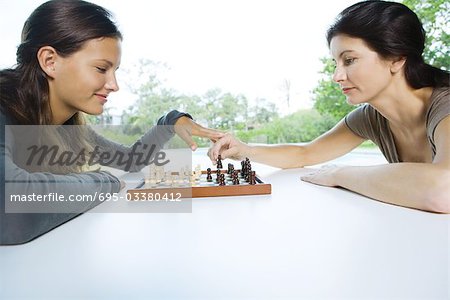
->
xmin=0 ymin=0 xmax=223 ymax=245
xmin=209 ymin=0 xmax=449 ymax=213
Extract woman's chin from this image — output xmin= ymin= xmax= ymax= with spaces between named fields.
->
xmin=346 ymin=96 xmax=362 ymax=106
xmin=83 ymin=107 xmax=104 ymax=116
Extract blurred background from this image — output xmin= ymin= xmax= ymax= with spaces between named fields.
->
xmin=1 ymin=0 xmax=448 ymax=147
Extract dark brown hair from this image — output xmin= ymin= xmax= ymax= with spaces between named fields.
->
xmin=327 ymin=0 xmax=449 ymax=89
xmin=0 ymin=0 xmax=122 ymax=125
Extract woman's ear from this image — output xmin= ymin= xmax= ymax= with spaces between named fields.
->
xmin=390 ymin=56 xmax=407 ymax=74
xmin=37 ymin=46 xmax=58 ymax=78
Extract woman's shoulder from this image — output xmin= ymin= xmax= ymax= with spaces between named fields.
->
xmin=427 ymin=87 xmax=450 ymax=117
xmin=346 ymin=104 xmax=385 ymax=125
xmin=430 ymin=87 xmax=449 ymax=104
xmin=426 ymin=87 xmax=450 ymax=135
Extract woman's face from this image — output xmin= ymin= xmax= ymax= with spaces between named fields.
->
xmin=330 ymin=34 xmax=393 ymax=105
xmin=49 ymin=37 xmax=121 ymax=123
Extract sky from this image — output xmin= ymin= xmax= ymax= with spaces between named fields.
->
xmin=0 ymin=0 xmax=358 ymax=116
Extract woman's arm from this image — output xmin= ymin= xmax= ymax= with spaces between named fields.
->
xmin=209 ymin=119 xmax=366 ymax=168
xmin=90 ymin=111 xmax=224 ymax=172
xmin=1 ymin=125 xmax=121 ymax=245
xmin=301 ymin=116 xmax=450 ymax=213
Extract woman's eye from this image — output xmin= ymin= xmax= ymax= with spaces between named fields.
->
xmin=96 ymin=67 xmax=107 ymax=73
xmin=344 ymin=58 xmax=356 ymax=66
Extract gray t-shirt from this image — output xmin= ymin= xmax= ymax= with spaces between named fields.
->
xmin=344 ymin=87 xmax=450 ymax=163
xmin=0 ymin=110 xmax=190 ymax=244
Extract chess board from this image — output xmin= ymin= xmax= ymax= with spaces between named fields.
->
xmin=127 ymin=169 xmax=271 ymax=199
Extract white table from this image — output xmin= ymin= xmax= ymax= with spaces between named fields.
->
xmin=1 ymin=150 xmax=449 ymax=299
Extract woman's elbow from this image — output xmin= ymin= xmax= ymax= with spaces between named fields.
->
xmin=424 ymin=171 xmax=450 ymax=213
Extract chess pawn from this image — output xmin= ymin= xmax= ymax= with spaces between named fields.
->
xmin=232 ymin=170 xmax=240 ymax=185
xmin=206 ymin=168 xmax=213 ymax=182
xmin=195 ymin=165 xmax=202 ymax=181
xmin=189 ymin=174 xmax=196 ymax=186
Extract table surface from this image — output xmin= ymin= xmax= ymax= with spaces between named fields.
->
xmin=1 ymin=149 xmax=449 ymax=300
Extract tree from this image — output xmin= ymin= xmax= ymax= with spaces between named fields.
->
xmin=121 ymin=59 xmax=181 ymax=129
xmin=280 ymin=79 xmax=291 ymax=108
xmin=403 ymin=0 xmax=450 ymax=70
xmin=196 ymin=88 xmax=249 ymax=130
xmin=247 ymin=98 xmax=278 ymax=128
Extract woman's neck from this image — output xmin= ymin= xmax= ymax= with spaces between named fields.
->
xmin=48 ymin=95 xmax=76 ymax=125
xmin=369 ymin=80 xmax=433 ymax=131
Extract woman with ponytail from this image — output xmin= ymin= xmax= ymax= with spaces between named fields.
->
xmin=209 ymin=0 xmax=449 ymax=213
xmin=0 ymin=0 xmax=223 ymax=245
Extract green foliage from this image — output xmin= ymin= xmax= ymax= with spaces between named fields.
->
xmin=248 ymin=98 xmax=278 ymax=127
xmin=121 ymin=60 xmax=179 ymax=130
xmin=195 ymin=88 xmax=249 ymax=130
xmin=402 ymin=0 xmax=450 ymax=70
xmin=240 ymin=110 xmax=338 ymax=144
xmin=95 ymin=127 xmax=142 ymax=145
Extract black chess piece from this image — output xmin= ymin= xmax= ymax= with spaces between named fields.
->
xmin=218 ymin=173 xmax=226 ymax=186
xmin=232 ymin=170 xmax=240 ymax=185
xmin=217 ymin=155 xmax=223 ymax=169
xmin=249 ymin=171 xmax=256 ymax=185
xmin=216 ymin=168 xmax=221 ymax=183
xmin=206 ymin=168 xmax=212 ymax=182
xmin=246 ymin=162 xmax=252 ymax=181
xmin=227 ymin=163 xmax=234 ymax=174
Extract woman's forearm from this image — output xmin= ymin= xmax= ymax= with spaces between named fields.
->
xmin=247 ymin=145 xmax=307 ymax=169
xmin=334 ymin=163 xmax=450 ymax=213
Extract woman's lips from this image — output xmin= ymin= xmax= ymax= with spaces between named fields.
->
xmin=95 ymin=94 xmax=108 ymax=104
xmin=342 ymin=87 xmax=354 ymax=94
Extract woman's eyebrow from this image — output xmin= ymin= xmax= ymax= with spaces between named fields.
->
xmin=338 ymin=50 xmax=355 ymax=58
xmin=94 ymin=59 xmax=114 ymax=67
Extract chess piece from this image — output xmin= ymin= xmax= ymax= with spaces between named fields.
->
xmin=216 ymin=168 xmax=221 ymax=183
xmin=217 ymin=154 xmax=223 ymax=169
xmin=249 ymin=171 xmax=256 ymax=185
xmin=227 ymin=163 xmax=234 ymax=174
xmin=246 ymin=162 xmax=252 ymax=181
xmin=232 ymin=170 xmax=240 ymax=185
xmin=206 ymin=168 xmax=213 ymax=182
xmin=218 ymin=173 xmax=226 ymax=186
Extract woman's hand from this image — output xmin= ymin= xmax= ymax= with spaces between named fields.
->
xmin=300 ymin=165 xmax=342 ymax=187
xmin=174 ymin=116 xmax=225 ymax=151
xmin=208 ymin=133 xmax=251 ymax=162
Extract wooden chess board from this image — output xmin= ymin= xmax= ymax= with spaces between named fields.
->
xmin=127 ymin=169 xmax=271 ymax=199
